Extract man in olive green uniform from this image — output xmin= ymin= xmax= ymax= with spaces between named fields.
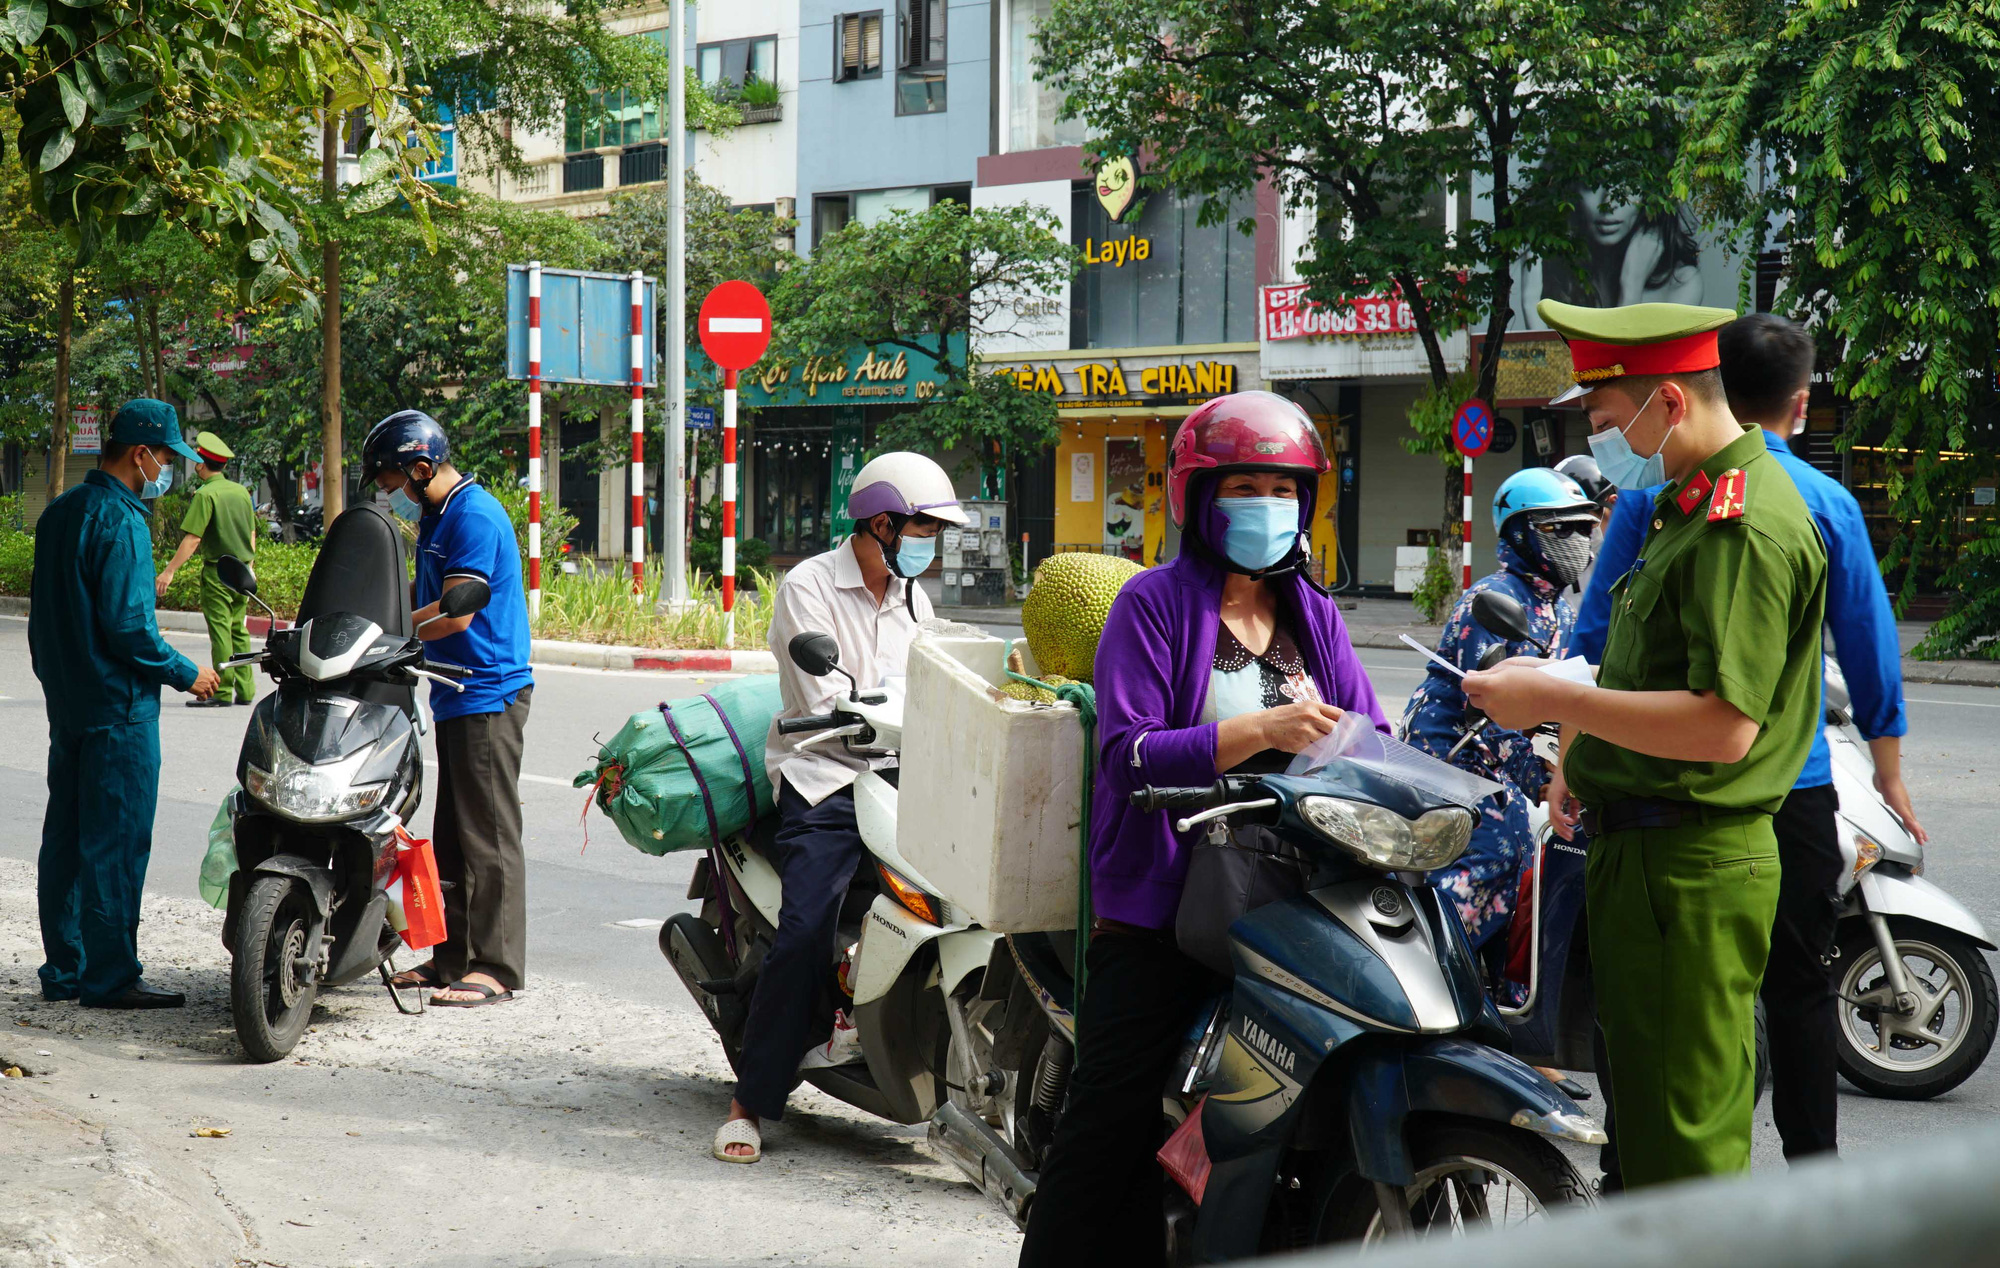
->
xmin=156 ymin=431 xmax=258 ymax=706
xmin=1464 ymin=300 xmax=1827 ymax=1189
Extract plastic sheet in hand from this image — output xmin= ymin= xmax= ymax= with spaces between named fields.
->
xmin=1287 ymin=712 xmax=1504 ymax=810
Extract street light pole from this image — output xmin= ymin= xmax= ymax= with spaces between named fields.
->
xmin=661 ymin=0 xmax=690 ymax=608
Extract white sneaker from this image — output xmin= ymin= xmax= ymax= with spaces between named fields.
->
xmin=798 ymin=1009 xmax=865 ymax=1070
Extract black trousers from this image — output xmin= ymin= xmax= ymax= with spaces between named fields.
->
xmin=1596 ymin=781 xmax=1843 ymax=1185
xmin=432 ymin=687 xmax=532 ymax=990
xmin=733 ymin=783 xmax=863 ymax=1121
xmin=1762 ymin=782 xmax=1843 ymax=1158
xmin=1018 ymin=930 xmax=1224 ymax=1268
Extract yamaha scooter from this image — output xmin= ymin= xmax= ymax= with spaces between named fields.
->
xmin=935 ymin=723 xmax=1599 ymax=1259
xmin=211 ymin=504 xmax=488 ymax=1062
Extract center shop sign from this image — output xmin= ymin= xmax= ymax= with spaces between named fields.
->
xmin=999 ymin=354 xmax=1242 ymax=409
xmin=1260 ymin=283 xmax=1416 ymax=341
xmin=730 ymin=334 xmax=965 ymax=408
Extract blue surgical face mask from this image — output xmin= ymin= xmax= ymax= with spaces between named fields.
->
xmin=138 ymin=449 xmax=172 ymax=500
xmin=1586 ymin=387 xmax=1668 ymax=489
xmin=1218 ymin=496 xmax=1302 ymax=571
xmin=894 ymin=532 xmax=936 ymax=577
xmin=390 ymin=486 xmax=424 ymax=521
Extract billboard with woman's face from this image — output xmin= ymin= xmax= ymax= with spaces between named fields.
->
xmin=1514 ymin=186 xmax=1742 ymax=329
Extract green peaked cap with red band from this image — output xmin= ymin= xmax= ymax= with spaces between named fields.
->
xmin=1537 ymin=299 xmax=1738 ymax=405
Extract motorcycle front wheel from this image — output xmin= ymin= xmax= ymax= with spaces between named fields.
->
xmin=1835 ymin=919 xmax=1998 ymax=1100
xmin=1289 ymin=1124 xmax=1589 ymax=1248
xmin=230 ymin=874 xmax=320 ymax=1063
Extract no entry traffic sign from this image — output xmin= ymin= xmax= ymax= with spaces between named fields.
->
xmin=698 ymin=280 xmax=772 ymax=371
xmin=1453 ymin=399 xmax=1494 ymax=457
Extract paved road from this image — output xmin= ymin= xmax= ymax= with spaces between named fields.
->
xmin=1 ymin=612 xmax=1995 ymax=1262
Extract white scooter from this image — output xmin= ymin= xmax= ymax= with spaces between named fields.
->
xmin=1820 ymin=660 xmax=1998 ymax=1098
xmin=659 ymin=632 xmax=1002 ymax=1127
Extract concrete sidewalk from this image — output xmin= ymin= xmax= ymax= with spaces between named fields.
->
xmin=951 ymin=597 xmax=2000 ymax=688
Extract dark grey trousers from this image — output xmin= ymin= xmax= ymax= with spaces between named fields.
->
xmin=431 ymin=687 xmax=532 ymax=990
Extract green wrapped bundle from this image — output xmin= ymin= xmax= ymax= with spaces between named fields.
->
xmin=576 ymin=675 xmax=784 ymax=855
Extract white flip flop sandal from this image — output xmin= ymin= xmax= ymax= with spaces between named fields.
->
xmin=712 ymin=1117 xmax=762 ymax=1164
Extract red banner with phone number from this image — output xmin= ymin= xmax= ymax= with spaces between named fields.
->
xmin=1260 ymin=283 xmax=1417 ymax=341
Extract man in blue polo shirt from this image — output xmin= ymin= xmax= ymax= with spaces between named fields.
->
xmin=1575 ymin=313 xmax=1916 ymax=1168
xmin=361 ymin=410 xmax=534 ymax=1008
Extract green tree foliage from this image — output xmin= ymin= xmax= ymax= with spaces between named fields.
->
xmin=773 ymin=200 xmax=1077 ymax=463
xmin=397 ymin=0 xmax=736 ymax=178
xmin=223 ymin=189 xmax=603 ymax=531
xmin=1678 ymin=0 xmax=2000 ymax=657
xmin=1034 ymin=0 xmax=1687 ymax=524
xmin=0 ymin=0 xmax=434 ymax=290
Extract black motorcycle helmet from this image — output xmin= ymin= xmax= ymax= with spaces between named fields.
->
xmin=360 ymin=410 xmax=452 ymax=495
xmin=1553 ymin=454 xmax=1614 ymax=509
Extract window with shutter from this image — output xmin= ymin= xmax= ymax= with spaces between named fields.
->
xmin=836 ymin=11 xmax=884 ymax=81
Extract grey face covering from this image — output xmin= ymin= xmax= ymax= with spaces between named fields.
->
xmin=1513 ymin=511 xmax=1598 ymax=590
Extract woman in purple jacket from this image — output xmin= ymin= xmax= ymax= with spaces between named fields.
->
xmin=1019 ymin=392 xmax=1389 ymax=1267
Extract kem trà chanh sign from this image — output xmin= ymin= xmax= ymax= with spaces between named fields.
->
xmin=1000 ymin=357 xmax=1239 ymax=407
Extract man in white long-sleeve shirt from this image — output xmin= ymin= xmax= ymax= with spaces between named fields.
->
xmin=713 ymin=452 xmax=966 ymax=1164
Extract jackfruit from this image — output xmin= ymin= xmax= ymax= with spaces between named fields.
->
xmin=999 ymin=673 xmax=1073 ymax=704
xmin=1020 ymin=553 xmax=1145 ymax=683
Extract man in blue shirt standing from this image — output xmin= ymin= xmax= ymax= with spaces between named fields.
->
xmin=361 ymin=411 xmax=534 ymax=1008
xmin=33 ymin=399 xmax=221 ymax=1008
xmin=1574 ymin=313 xmax=1918 ymax=1163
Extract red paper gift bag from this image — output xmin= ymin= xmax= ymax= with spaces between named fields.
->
xmin=390 ymin=827 xmax=447 ymax=951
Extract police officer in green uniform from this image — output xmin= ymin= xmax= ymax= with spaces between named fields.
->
xmin=156 ymin=430 xmax=258 ymax=706
xmin=32 ymin=399 xmax=220 ymax=1008
xmin=1464 ymin=301 xmax=1828 ymax=1188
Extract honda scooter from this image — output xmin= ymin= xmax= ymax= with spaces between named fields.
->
xmin=932 ymin=723 xmax=1599 ymax=1259
xmin=660 ymin=632 xmax=1002 ymax=1129
xmin=1464 ymin=590 xmax=1994 ymax=1100
xmin=211 ymin=504 xmax=488 ymax=1062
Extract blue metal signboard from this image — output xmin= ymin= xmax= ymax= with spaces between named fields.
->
xmin=687 ymin=405 xmax=716 ymax=430
xmin=505 ymin=265 xmax=657 ymax=387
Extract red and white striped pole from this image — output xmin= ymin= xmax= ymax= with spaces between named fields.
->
xmin=526 ymin=261 xmax=543 ymax=619
xmin=1462 ymin=454 xmax=1473 ymax=592
xmin=722 ymin=367 xmax=739 ymax=647
xmin=629 ymin=269 xmax=646 ymax=601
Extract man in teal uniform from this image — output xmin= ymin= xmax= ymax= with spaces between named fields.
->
xmin=1464 ymin=302 xmax=1827 ymax=1187
xmin=32 ymin=399 xmax=220 ymax=1008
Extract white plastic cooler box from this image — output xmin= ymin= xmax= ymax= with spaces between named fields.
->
xmin=897 ymin=634 xmax=1085 ymax=933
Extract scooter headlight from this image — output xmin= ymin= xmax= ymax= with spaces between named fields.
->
xmin=1299 ymin=796 xmax=1474 ymax=871
xmin=244 ymin=743 xmax=389 ymax=823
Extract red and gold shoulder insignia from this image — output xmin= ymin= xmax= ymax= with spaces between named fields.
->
xmin=1708 ymin=468 xmax=1747 ymax=522
xmin=1675 ymin=470 xmax=1714 ymax=516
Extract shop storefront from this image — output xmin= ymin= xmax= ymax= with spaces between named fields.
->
xmin=736 ymin=337 xmax=962 ymax=563
xmin=992 ymin=345 xmax=1264 ymax=566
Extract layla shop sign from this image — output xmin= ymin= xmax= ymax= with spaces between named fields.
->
xmin=1082 ymin=234 xmax=1152 ymax=268
xmin=999 ymin=354 xmax=1245 ymax=408
xmin=737 ymin=335 xmax=964 ymax=408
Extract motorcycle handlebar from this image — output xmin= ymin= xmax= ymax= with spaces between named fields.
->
xmin=778 ymin=713 xmax=842 ymax=735
xmin=417 ymin=660 xmax=475 ymax=680
xmin=1130 ymin=782 xmax=1235 ymax=813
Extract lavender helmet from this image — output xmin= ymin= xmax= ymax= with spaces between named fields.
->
xmin=847 ymin=452 xmax=969 ymax=526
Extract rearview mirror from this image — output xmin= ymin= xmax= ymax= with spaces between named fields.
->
xmin=1470 ymin=590 xmax=1533 ymax=645
xmin=439 ymin=578 xmax=492 ymax=620
xmin=215 ymin=554 xmax=257 ymax=597
xmin=788 ymin=631 xmax=841 ymax=679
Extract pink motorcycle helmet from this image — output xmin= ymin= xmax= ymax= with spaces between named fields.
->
xmin=1167 ymin=390 xmax=1330 ymax=527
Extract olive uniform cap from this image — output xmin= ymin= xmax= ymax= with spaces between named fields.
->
xmin=193 ymin=431 xmax=233 ymax=464
xmin=1538 ymin=300 xmax=1738 ymax=405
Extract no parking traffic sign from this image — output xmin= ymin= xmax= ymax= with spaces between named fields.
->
xmin=1453 ymin=399 xmax=1494 ymax=458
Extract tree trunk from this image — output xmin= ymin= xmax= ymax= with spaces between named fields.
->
xmin=47 ymin=271 xmax=73 ymax=501
xmin=320 ymin=93 xmax=345 ymax=523
xmin=146 ymin=297 xmax=166 ymax=403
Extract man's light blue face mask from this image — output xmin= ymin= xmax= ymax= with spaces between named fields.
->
xmin=1585 ymin=386 xmax=1669 ymax=490
xmin=137 ymin=447 xmax=173 ymax=499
